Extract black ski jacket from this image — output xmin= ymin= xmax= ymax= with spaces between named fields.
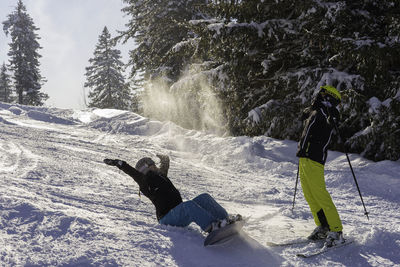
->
xmin=296 ymin=100 xmax=339 ymax=165
xmin=116 ymin=162 xmax=182 ymax=220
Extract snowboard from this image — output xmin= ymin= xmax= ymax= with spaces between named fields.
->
xmin=204 ymin=220 xmax=245 ymax=246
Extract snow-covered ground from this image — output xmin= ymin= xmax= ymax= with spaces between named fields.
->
xmin=0 ymin=102 xmax=399 ymax=267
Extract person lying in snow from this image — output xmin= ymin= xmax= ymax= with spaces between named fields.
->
xmin=103 ymin=154 xmax=241 ymax=233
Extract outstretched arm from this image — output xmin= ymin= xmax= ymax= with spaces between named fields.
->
xmin=104 ymin=159 xmax=146 ymax=187
xmin=156 ymin=154 xmax=170 ymax=177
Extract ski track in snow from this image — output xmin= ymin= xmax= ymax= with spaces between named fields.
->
xmin=0 ymin=102 xmax=399 ymax=266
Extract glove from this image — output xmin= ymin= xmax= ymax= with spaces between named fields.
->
xmin=327 ymin=107 xmax=340 ymax=127
xmin=156 ymin=154 xmax=169 ymax=161
xmin=103 ymin=159 xmax=124 ymax=166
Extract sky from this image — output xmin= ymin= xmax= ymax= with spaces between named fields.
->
xmin=0 ymin=0 xmax=133 ymax=109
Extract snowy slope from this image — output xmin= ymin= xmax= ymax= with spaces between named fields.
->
xmin=0 ymin=102 xmax=399 ymax=267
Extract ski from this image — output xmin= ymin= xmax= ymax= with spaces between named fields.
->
xmin=267 ymin=238 xmax=321 ymax=247
xmin=296 ymin=238 xmax=354 ymax=258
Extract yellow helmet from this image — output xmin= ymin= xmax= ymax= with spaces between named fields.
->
xmin=320 ymin=85 xmax=341 ymax=103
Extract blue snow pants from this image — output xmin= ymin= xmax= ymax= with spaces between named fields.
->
xmin=159 ymin=193 xmax=228 ymax=231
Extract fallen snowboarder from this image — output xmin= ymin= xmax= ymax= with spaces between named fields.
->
xmin=103 ymin=154 xmax=243 ymax=245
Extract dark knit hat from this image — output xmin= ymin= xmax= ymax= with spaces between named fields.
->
xmin=135 ymin=157 xmax=156 ymax=174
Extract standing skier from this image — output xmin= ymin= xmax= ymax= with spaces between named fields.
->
xmin=103 ymin=154 xmax=241 ymax=233
xmin=296 ymin=85 xmax=345 ymax=248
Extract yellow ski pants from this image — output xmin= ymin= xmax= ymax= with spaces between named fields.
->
xmin=299 ymin=157 xmax=343 ymax=232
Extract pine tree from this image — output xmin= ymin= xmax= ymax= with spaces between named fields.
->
xmin=0 ymin=63 xmax=13 ymax=103
xmin=119 ymin=0 xmax=211 ymax=126
xmin=119 ymin=0 xmax=400 ymax=161
xmin=2 ymin=0 xmax=48 ymax=106
xmin=120 ymin=0 xmax=208 ymax=84
xmin=84 ymin=26 xmax=130 ymax=109
xmin=189 ymin=0 xmax=400 ymax=161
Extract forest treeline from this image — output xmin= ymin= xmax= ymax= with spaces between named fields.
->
xmin=117 ymin=0 xmax=400 ymax=162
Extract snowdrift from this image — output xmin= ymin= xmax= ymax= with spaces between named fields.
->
xmin=0 ymin=102 xmax=399 ymax=266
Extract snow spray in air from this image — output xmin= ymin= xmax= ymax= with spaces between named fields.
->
xmin=141 ymin=68 xmax=226 ymax=135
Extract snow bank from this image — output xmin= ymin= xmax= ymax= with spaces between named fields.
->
xmin=0 ymin=102 xmax=399 ymax=266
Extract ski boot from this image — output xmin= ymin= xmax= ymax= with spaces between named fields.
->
xmin=307 ymin=226 xmax=329 ymax=241
xmin=324 ymin=231 xmax=345 ymax=247
xmin=228 ymin=214 xmax=243 ymax=224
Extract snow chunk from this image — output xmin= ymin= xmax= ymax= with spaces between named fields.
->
xmin=382 ymin=98 xmax=392 ymax=108
xmin=207 ymin=22 xmax=224 ymax=36
xmin=367 ymin=97 xmax=382 ymax=114
xmin=92 ymin=109 xmax=128 ymax=119
xmin=26 ymin=111 xmax=77 ymax=125
xmin=72 ymin=109 xmax=128 ymax=124
xmin=9 ymin=106 xmax=23 ymax=115
xmin=189 ymin=19 xmax=220 ymax=25
xmin=248 ymin=107 xmax=262 ymax=125
xmin=395 ymin=89 xmax=400 ymax=101
xmin=246 ymin=100 xmax=276 ymax=125
xmin=171 ymin=38 xmax=198 ymax=53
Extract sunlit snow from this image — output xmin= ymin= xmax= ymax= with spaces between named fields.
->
xmin=0 ymin=102 xmax=399 ymax=266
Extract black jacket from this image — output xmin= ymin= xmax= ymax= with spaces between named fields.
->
xmin=117 ymin=162 xmax=182 ymax=220
xmin=296 ymin=99 xmax=339 ymax=165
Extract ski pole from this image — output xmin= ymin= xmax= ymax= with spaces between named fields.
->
xmin=332 ymin=121 xmax=370 ymax=220
xmin=343 ymin=149 xmax=370 ymax=220
xmin=292 ymin=164 xmax=300 ymax=211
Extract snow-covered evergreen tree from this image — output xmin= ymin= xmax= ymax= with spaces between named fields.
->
xmin=119 ymin=0 xmax=211 ymax=127
xmin=120 ymin=0 xmax=208 ymax=84
xmin=2 ymin=0 xmax=48 ymax=106
xmin=0 ymin=63 xmax=13 ymax=103
xmin=84 ymin=26 xmax=130 ymax=110
xmin=119 ymin=0 xmax=400 ymax=161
